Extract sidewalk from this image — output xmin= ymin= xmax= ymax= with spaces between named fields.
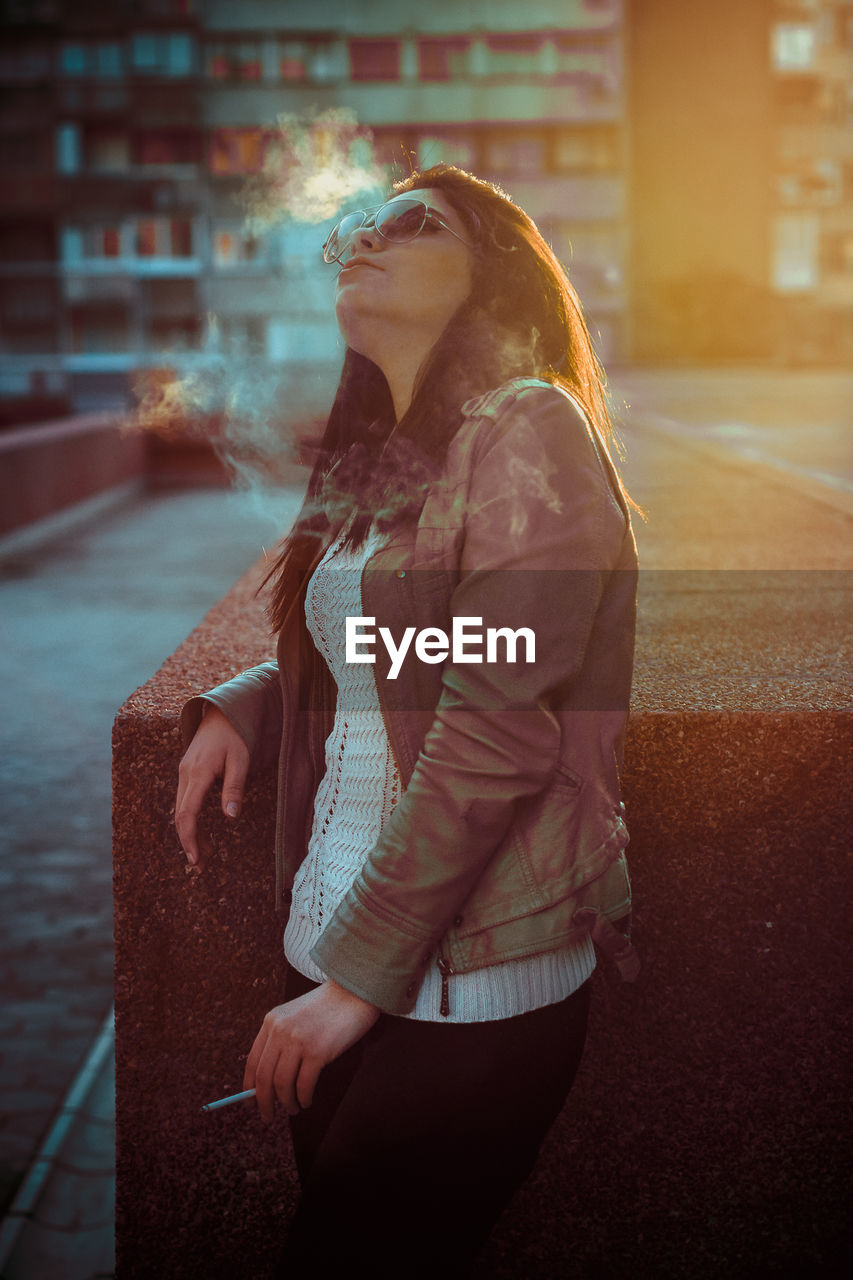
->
xmin=0 ymin=485 xmax=303 ymax=1279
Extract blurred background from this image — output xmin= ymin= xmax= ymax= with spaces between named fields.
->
xmin=1 ymin=0 xmax=851 ymax=431
xmin=0 ymin=1 xmax=850 ymax=1276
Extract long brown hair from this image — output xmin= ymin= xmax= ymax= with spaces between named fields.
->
xmin=266 ymin=163 xmax=618 ymax=631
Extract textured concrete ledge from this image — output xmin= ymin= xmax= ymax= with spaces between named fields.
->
xmin=113 ymin=562 xmax=852 ymax=1279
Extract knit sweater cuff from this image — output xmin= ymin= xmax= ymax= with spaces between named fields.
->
xmin=309 ymin=885 xmax=435 ymax=1015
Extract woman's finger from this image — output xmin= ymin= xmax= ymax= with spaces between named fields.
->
xmin=245 ymin=1017 xmax=300 ymax=1120
xmin=252 ymin=1057 xmax=277 ymax=1124
xmin=272 ymin=1055 xmax=301 ymax=1117
xmin=175 ymin=766 xmax=216 ymax=865
xmin=220 ymin=741 xmax=249 ymax=819
xmin=295 ymin=1055 xmax=322 ymax=1111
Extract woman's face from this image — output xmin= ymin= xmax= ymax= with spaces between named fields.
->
xmin=332 ymin=188 xmax=474 ymax=365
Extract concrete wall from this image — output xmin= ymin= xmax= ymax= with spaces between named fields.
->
xmin=0 ymin=415 xmax=148 ymax=539
xmin=112 ymin=560 xmax=851 ymax=1279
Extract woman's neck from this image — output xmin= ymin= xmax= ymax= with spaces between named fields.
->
xmin=375 ymin=339 xmax=424 ymax=423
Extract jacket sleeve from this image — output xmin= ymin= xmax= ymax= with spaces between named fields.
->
xmin=309 ymin=385 xmax=629 ymax=1013
xmin=180 ymin=661 xmax=283 ymax=772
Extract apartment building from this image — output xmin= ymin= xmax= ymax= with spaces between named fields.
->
xmin=3 ymin=1 xmax=847 ymax=418
xmin=628 ymin=0 xmax=853 ymax=363
xmin=0 ymin=0 xmax=629 ymax=415
xmin=770 ymin=0 xmax=853 ymax=363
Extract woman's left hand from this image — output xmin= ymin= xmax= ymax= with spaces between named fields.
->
xmin=243 ymin=981 xmax=380 ymax=1122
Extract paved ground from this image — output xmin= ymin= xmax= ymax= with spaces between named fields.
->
xmin=0 ymin=484 xmax=302 ymax=1278
xmin=0 ymin=368 xmax=849 ymax=1278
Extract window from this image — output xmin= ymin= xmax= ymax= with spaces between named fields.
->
xmin=95 ymin=43 xmax=122 ymax=77
xmin=83 ymin=224 xmax=125 ymax=258
xmin=55 ymin=123 xmax=81 ymax=173
xmin=776 ymin=159 xmax=841 ymax=205
xmin=206 ymin=42 xmax=231 ymax=79
xmin=131 ymin=32 xmax=195 ymax=76
xmin=214 ymin=316 xmax=265 ymax=356
xmin=268 ymin=39 xmax=343 ymax=83
xmin=485 ymin=133 xmax=546 ymax=176
xmin=88 ymin=130 xmax=130 ymax=173
xmin=60 ymin=42 xmax=87 ymax=74
xmin=148 ymin=315 xmax=199 ymax=350
xmin=279 ymin=41 xmax=307 ymax=81
xmin=212 ymin=225 xmax=262 ymax=267
xmin=136 ymin=217 xmax=193 ymax=258
xmin=553 ymin=35 xmax=619 ymax=93
xmin=138 ymin=220 xmax=158 ymax=256
xmin=349 ymin=40 xmax=400 ymax=82
xmin=205 ymin=40 xmax=262 ymax=80
xmin=310 ymin=41 xmax=344 ymax=82
xmin=236 ymin=42 xmax=262 ymax=80
xmin=60 ymin=226 xmax=84 ymax=263
xmin=70 ymin=304 xmax=130 ymax=354
xmin=209 ymin=128 xmax=267 ymax=175
xmin=62 ymin=219 xmax=193 ymax=261
xmin=481 ymin=34 xmax=545 ymax=77
xmin=773 ymin=213 xmax=819 ymax=291
xmin=136 ymin=131 xmax=198 ymax=166
xmin=144 ymin=279 xmax=199 ymax=349
xmin=552 ymin=127 xmax=619 ymax=172
xmin=417 ymin=134 xmax=477 ymax=170
xmin=418 ymin=38 xmax=470 ymax=82
xmin=60 ymin=41 xmax=122 ymax=77
xmin=772 ymin=23 xmax=817 ymax=71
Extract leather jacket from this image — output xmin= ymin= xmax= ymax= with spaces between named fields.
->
xmin=182 ymin=379 xmax=639 ymax=1015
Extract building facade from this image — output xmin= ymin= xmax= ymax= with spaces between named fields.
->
xmin=1 ymin=0 xmax=849 ymax=420
xmin=0 ymin=0 xmax=629 ymax=416
xmin=628 ymin=0 xmax=853 ymax=364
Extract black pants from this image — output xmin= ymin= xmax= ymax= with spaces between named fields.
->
xmin=276 ymin=966 xmax=590 ymax=1280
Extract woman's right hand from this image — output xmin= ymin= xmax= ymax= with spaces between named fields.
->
xmin=175 ymin=705 xmax=250 ymax=869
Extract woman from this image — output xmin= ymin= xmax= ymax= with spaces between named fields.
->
xmin=175 ymin=164 xmax=638 ymax=1277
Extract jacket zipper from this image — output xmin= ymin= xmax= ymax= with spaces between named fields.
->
xmin=437 ymin=953 xmax=454 ymax=1018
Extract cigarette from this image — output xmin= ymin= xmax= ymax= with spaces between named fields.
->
xmin=201 ymin=1088 xmax=256 ymax=1113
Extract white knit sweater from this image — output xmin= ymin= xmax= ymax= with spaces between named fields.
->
xmin=283 ymin=522 xmax=595 ymax=1021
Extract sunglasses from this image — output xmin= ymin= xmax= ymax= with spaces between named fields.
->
xmin=323 ymin=197 xmax=472 ymax=264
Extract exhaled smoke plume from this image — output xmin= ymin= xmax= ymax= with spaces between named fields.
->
xmin=129 ymin=109 xmax=389 ymax=505
xmin=239 ymin=107 xmax=387 ymax=230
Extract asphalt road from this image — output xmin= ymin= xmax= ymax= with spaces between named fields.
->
xmin=611 ymin=367 xmax=852 ymax=506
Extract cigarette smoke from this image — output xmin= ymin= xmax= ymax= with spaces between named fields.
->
xmin=240 ymin=107 xmax=387 ymax=230
xmin=130 ymin=109 xmax=389 ymax=527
